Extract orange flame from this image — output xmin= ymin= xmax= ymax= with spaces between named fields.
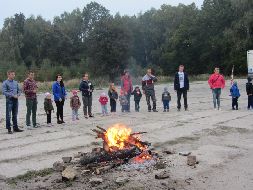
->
xmin=105 ymin=124 xmax=132 ymax=150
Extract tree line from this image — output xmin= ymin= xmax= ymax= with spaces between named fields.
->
xmin=0 ymin=0 xmax=252 ymax=82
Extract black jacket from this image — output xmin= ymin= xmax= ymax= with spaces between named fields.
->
xmin=131 ymin=89 xmax=142 ymax=101
xmin=246 ymin=82 xmax=253 ymax=95
xmin=79 ymin=80 xmax=94 ymax=97
xmin=108 ymin=90 xmax=118 ymax=100
xmin=174 ymin=72 xmax=189 ymax=91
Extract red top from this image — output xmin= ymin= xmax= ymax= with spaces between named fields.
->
xmin=99 ymin=96 xmax=108 ymax=105
xmin=208 ymin=73 xmax=225 ymax=89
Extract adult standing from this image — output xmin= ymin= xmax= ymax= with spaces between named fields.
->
xmin=208 ymin=67 xmax=225 ymax=110
xmin=121 ymin=70 xmax=133 ymax=112
xmin=79 ymin=73 xmax=94 ymax=119
xmin=2 ymin=70 xmax=23 ymax=134
xmin=52 ymin=74 xmax=67 ymax=124
xmin=174 ymin=65 xmax=189 ymax=111
xmin=142 ymin=69 xmax=158 ymax=112
xmin=23 ymin=71 xmax=38 ymax=129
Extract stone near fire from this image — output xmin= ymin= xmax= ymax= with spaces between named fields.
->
xmin=115 ymin=177 xmax=129 ymax=185
xmin=53 ymin=161 xmax=66 ymax=172
xmin=155 ymin=170 xmax=170 ymax=179
xmin=62 ymin=166 xmax=78 ymax=181
xmin=187 ymin=155 xmax=197 ymax=166
xmin=179 ymin=151 xmax=191 ymax=156
xmin=62 ymin=156 xmax=72 ymax=163
xmin=89 ymin=177 xmax=103 ymax=185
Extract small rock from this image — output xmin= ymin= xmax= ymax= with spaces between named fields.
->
xmin=163 ymin=149 xmax=176 ymax=155
xmin=155 ymin=161 xmax=166 ymax=169
xmin=81 ymin=170 xmax=91 ymax=175
xmin=71 ymin=158 xmax=80 ymax=164
xmin=187 ymin=155 xmax=197 ymax=166
xmin=62 ymin=166 xmax=78 ymax=181
xmin=53 ymin=161 xmax=66 ymax=172
xmin=62 ymin=157 xmax=72 ymax=163
xmin=179 ymin=151 xmax=191 ymax=156
xmin=115 ymin=177 xmax=129 ymax=185
xmin=89 ymin=177 xmax=103 ymax=185
xmin=155 ymin=170 xmax=170 ymax=179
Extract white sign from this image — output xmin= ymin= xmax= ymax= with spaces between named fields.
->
xmin=247 ymin=50 xmax=253 ymax=75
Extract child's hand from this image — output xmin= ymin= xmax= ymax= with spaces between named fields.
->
xmin=46 ymin=111 xmax=49 ymax=114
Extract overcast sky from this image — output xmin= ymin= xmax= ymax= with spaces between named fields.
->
xmin=0 ymin=0 xmax=204 ymax=27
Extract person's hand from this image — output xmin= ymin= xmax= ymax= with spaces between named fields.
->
xmin=33 ymin=89 xmax=37 ymax=93
xmin=13 ymin=95 xmax=18 ymax=99
xmin=59 ymin=98 xmax=62 ymax=102
xmin=46 ymin=111 xmax=49 ymax=114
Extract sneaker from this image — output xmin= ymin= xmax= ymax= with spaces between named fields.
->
xmin=61 ymin=121 xmax=65 ymax=124
xmin=26 ymin=125 xmax=32 ymax=130
xmin=89 ymin=114 xmax=94 ymax=118
xmin=218 ymin=107 xmax=221 ymax=111
xmin=185 ymin=108 xmax=188 ymax=111
xmin=13 ymin=128 xmax=24 ymax=132
xmin=148 ymin=110 xmax=151 ymax=112
xmin=8 ymin=130 xmax=13 ymax=134
xmin=177 ymin=108 xmax=181 ymax=111
xmin=153 ymin=109 xmax=158 ymax=112
xmin=85 ymin=115 xmax=89 ymax=119
xmin=167 ymin=109 xmax=170 ymax=112
xmin=163 ymin=110 xmax=166 ymax=112
xmin=33 ymin=125 xmax=39 ymax=128
xmin=57 ymin=120 xmax=62 ymax=124
xmin=47 ymin=123 xmax=52 ymax=127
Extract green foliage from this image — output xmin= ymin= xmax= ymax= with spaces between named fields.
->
xmin=0 ymin=0 xmax=252 ymax=82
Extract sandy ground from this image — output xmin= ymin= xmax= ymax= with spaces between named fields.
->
xmin=0 ymin=79 xmax=253 ymax=190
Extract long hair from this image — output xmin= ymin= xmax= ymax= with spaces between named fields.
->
xmin=55 ymin=74 xmax=64 ymax=87
xmin=109 ymin=83 xmax=117 ymax=92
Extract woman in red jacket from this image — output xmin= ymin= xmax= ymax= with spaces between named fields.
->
xmin=208 ymin=68 xmax=226 ymax=110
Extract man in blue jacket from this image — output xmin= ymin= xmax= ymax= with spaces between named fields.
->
xmin=174 ymin=65 xmax=189 ymax=111
xmin=2 ymin=70 xmax=24 ymax=134
xmin=79 ymin=73 xmax=94 ymax=118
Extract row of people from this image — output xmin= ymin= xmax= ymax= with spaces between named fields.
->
xmin=2 ymin=66 xmax=253 ymax=134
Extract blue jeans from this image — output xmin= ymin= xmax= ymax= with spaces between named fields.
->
xmin=212 ymin=88 xmax=221 ymax=108
xmin=6 ymin=98 xmax=19 ymax=130
xmin=72 ymin=109 xmax=79 ymax=120
xmin=101 ymin=105 xmax=108 ymax=115
xmin=163 ymin=100 xmax=170 ymax=110
xmin=126 ymin=93 xmax=131 ymax=111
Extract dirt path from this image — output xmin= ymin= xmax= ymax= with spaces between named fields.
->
xmin=0 ymin=79 xmax=253 ymax=189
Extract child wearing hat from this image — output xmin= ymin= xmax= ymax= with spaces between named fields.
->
xmin=99 ymin=92 xmax=109 ymax=116
xmin=44 ymin=92 xmax=54 ymax=126
xmin=70 ymin=90 xmax=81 ymax=121
xmin=230 ymin=81 xmax=240 ymax=110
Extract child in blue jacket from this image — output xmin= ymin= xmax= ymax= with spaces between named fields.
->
xmin=230 ymin=81 xmax=240 ymax=110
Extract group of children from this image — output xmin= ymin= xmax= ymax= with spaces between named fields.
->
xmin=43 ymin=78 xmax=253 ymax=126
xmin=43 ymin=82 xmax=173 ymax=126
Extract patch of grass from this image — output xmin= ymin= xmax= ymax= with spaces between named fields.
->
xmin=7 ymin=168 xmax=54 ymax=185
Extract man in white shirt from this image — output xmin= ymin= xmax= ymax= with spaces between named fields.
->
xmin=174 ymin=65 xmax=189 ymax=111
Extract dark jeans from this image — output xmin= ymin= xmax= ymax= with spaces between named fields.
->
xmin=110 ymin=99 xmax=116 ymax=112
xmin=163 ymin=100 xmax=170 ymax=110
xmin=177 ymin=88 xmax=188 ymax=109
xmin=248 ymin=95 xmax=253 ymax=109
xmin=82 ymin=96 xmax=92 ymax=116
xmin=121 ymin=105 xmax=128 ymax=112
xmin=6 ymin=98 xmax=19 ymax=130
xmin=26 ymin=98 xmax=37 ymax=126
xmin=212 ymin=88 xmax=221 ymax=108
xmin=232 ymin=97 xmax=239 ymax=109
xmin=135 ymin=100 xmax=140 ymax=112
xmin=55 ymin=100 xmax=64 ymax=121
xmin=47 ymin=110 xmax=52 ymax=124
xmin=145 ymin=91 xmax=156 ymax=111
xmin=126 ymin=93 xmax=131 ymax=111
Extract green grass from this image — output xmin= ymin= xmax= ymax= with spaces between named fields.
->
xmin=6 ymin=168 xmax=54 ymax=186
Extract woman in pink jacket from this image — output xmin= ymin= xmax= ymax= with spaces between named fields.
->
xmin=208 ymin=68 xmax=225 ymax=110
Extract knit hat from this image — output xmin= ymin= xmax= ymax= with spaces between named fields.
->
xmin=45 ymin=92 xmax=51 ymax=97
xmin=101 ymin=92 xmax=106 ymax=97
xmin=72 ymin=90 xmax=78 ymax=95
xmin=247 ymin=76 xmax=252 ymax=82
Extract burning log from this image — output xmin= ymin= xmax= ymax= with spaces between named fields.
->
xmin=80 ymin=146 xmax=141 ymax=165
